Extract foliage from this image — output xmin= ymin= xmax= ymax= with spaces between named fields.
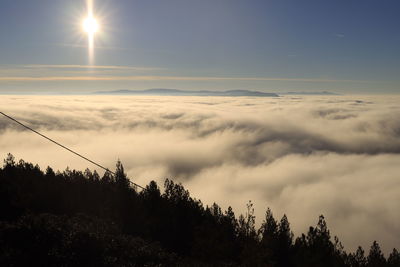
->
xmin=0 ymin=154 xmax=398 ymax=266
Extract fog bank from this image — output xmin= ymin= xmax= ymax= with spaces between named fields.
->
xmin=1 ymin=95 xmax=400 ymax=253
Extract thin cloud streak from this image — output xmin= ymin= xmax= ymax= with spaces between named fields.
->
xmin=334 ymin=33 xmax=345 ymax=38
xmin=50 ymin=42 xmax=131 ymax=51
xmin=0 ymin=75 xmax=371 ymax=83
xmin=21 ymin=64 xmax=162 ymax=71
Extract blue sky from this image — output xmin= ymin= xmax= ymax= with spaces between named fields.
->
xmin=0 ymin=0 xmax=399 ymax=93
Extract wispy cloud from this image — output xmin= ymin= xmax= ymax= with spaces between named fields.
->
xmin=0 ymin=64 xmax=164 ymax=79
xmin=334 ymin=33 xmax=345 ymax=38
xmin=50 ymin=42 xmax=130 ymax=51
xmin=22 ymin=64 xmax=163 ymax=71
xmin=0 ymin=75 xmax=369 ymax=83
xmin=0 ymin=64 xmax=372 ymax=85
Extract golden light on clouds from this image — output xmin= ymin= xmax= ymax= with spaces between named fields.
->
xmin=2 ymin=95 xmax=400 ymax=253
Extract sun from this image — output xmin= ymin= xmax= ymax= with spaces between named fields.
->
xmin=82 ymin=0 xmax=102 ymax=65
xmin=83 ymin=17 xmax=99 ymax=34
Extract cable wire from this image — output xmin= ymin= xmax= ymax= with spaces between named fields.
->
xmin=0 ymin=111 xmax=145 ymax=190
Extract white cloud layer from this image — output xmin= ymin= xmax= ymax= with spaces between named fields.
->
xmin=1 ymin=94 xmax=400 ymax=254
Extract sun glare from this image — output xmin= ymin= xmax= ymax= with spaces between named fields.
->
xmin=83 ymin=17 xmax=99 ymax=34
xmin=82 ymin=0 xmax=103 ymax=65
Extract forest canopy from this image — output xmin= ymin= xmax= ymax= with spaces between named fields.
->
xmin=0 ymin=153 xmax=399 ymax=266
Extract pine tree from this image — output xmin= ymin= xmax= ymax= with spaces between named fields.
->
xmin=387 ymin=248 xmax=400 ymax=267
xmin=367 ymin=241 xmax=386 ymax=267
xmin=3 ymin=153 xmax=15 ymax=167
xmin=259 ymin=208 xmax=278 ymax=265
xmin=115 ymin=160 xmax=130 ymax=188
xmin=349 ymin=246 xmax=367 ymax=267
xmin=277 ymin=214 xmax=294 ymax=266
xmin=260 ymin=208 xmax=278 ymax=245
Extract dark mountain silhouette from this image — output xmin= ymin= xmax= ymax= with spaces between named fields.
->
xmin=282 ymin=91 xmax=340 ymax=95
xmin=93 ymin=88 xmax=279 ymax=97
xmin=0 ymin=153 xmax=398 ymax=266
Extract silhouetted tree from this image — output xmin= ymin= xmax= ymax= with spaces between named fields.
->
xmin=115 ymin=160 xmax=130 ymax=188
xmin=347 ymin=246 xmax=367 ymax=267
xmin=3 ymin=153 xmax=15 ymax=167
xmin=259 ymin=208 xmax=278 ymax=265
xmin=276 ymin=214 xmax=294 ymax=266
xmin=294 ymin=215 xmax=345 ymax=267
xmin=0 ymin=154 xmax=397 ymax=266
xmin=238 ymin=201 xmax=256 ymax=238
xmin=387 ymin=248 xmax=400 ymax=267
xmin=367 ymin=241 xmax=386 ymax=267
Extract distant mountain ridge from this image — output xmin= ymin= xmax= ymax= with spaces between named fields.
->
xmin=281 ymin=91 xmax=340 ymax=95
xmin=94 ymin=88 xmax=279 ymax=97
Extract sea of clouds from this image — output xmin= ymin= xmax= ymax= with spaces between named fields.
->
xmin=1 ymin=94 xmax=400 ymax=253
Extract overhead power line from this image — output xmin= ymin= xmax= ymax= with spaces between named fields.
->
xmin=0 ymin=111 xmax=145 ymax=190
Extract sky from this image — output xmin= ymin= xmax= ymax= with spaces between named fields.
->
xmin=0 ymin=0 xmax=399 ymax=94
xmin=2 ymin=94 xmax=400 ymax=253
xmin=2 ymin=0 xmax=400 ymax=256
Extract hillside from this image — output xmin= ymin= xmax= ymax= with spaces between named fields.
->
xmin=0 ymin=154 xmax=399 ymax=266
